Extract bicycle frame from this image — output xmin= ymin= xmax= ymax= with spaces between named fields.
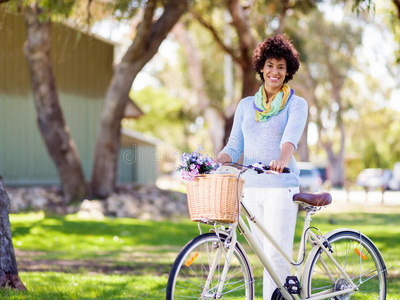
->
xmin=209 ymin=200 xmax=359 ymax=300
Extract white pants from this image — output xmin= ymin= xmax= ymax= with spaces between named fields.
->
xmin=243 ymin=187 xmax=299 ymax=300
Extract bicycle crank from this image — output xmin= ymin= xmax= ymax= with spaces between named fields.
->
xmin=271 ymin=288 xmax=284 ymax=300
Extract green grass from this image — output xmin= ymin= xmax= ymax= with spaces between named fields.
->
xmin=0 ymin=273 xmax=167 ymax=299
xmin=3 ymin=205 xmax=400 ymax=299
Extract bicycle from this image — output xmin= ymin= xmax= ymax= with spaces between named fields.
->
xmin=166 ymin=163 xmax=388 ymax=300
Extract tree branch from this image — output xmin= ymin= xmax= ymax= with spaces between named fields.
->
xmin=123 ymin=0 xmax=188 ymax=66
xmin=122 ymin=0 xmax=156 ymax=64
xmin=393 ymin=0 xmax=400 ymax=19
xmin=190 ymin=7 xmax=243 ymax=66
xmin=227 ymin=0 xmax=256 ymax=66
xmin=173 ymin=22 xmax=225 ymax=155
xmin=146 ymin=0 xmax=188 ymax=56
xmin=275 ymin=0 xmax=290 ymax=34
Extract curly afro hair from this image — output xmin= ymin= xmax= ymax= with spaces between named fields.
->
xmin=252 ymin=34 xmax=300 ymax=84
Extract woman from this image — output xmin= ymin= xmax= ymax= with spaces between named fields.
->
xmin=217 ymin=34 xmax=308 ymax=299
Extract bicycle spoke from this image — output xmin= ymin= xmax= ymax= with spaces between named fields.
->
xmin=306 ymin=231 xmax=386 ymax=300
xmin=167 ymin=233 xmax=254 ymax=299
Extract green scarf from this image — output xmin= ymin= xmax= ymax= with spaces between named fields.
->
xmin=254 ymin=84 xmax=293 ymax=122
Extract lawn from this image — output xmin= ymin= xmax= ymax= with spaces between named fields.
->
xmin=3 ymin=204 xmax=400 ymax=299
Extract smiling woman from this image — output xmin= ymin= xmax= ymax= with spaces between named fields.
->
xmin=216 ymin=34 xmax=308 ymax=299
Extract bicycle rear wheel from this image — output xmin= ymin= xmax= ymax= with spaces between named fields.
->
xmin=166 ymin=232 xmax=254 ymax=299
xmin=304 ymin=230 xmax=387 ymax=299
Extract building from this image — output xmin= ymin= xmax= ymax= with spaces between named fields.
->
xmin=0 ymin=11 xmax=158 ymax=186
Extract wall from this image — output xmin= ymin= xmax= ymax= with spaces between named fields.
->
xmin=0 ymin=12 xmax=113 ymax=185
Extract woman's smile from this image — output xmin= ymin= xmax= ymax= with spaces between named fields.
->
xmin=262 ymin=58 xmax=287 ymax=97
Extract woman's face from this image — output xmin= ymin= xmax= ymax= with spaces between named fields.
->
xmin=262 ymin=57 xmax=287 ymax=93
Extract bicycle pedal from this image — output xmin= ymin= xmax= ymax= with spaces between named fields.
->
xmin=284 ymin=276 xmax=301 ymax=295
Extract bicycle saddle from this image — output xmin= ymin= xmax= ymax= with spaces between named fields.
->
xmin=293 ymin=192 xmax=332 ymax=207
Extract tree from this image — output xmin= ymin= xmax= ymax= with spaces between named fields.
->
xmin=348 ymin=99 xmax=400 ymax=170
xmin=387 ymin=0 xmax=400 ymax=60
xmin=91 ymin=0 xmax=188 ymax=198
xmin=23 ymin=3 xmax=87 ymax=203
xmin=392 ymin=0 xmax=400 ymax=18
xmin=172 ymin=22 xmax=226 ymax=156
xmin=125 ymin=86 xmax=195 ymax=151
xmin=0 ymin=0 xmax=88 ymax=203
xmin=290 ymin=9 xmax=363 ymax=186
xmin=0 ymin=177 xmax=26 ymax=290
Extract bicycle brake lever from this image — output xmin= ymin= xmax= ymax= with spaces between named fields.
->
xmin=249 ymin=163 xmax=264 ymax=174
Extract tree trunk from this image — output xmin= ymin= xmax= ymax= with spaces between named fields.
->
xmin=223 ymin=64 xmax=259 ymax=143
xmin=173 ymin=22 xmax=226 ymax=156
xmin=0 ymin=177 xmax=26 ymax=290
xmin=326 ymin=150 xmax=345 ymax=186
xmin=393 ymin=0 xmax=400 ymax=18
xmin=223 ymin=0 xmax=259 ymax=141
xmin=298 ymin=125 xmax=309 ymax=162
xmin=91 ymin=0 xmax=188 ymax=198
xmin=23 ymin=5 xmax=87 ymax=203
xmin=240 ymin=64 xmax=259 ymax=99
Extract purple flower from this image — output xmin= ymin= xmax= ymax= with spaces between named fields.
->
xmin=177 ymin=146 xmax=218 ymax=181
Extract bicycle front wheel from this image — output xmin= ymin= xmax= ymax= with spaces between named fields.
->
xmin=166 ymin=233 xmax=254 ymax=299
xmin=304 ymin=230 xmax=387 ymax=299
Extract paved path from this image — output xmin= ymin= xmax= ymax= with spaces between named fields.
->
xmin=325 ymin=189 xmax=400 ymax=213
xmin=329 ymin=189 xmax=399 ymax=205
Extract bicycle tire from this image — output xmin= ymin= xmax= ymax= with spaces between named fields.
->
xmin=304 ymin=230 xmax=387 ymax=299
xmin=166 ymin=233 xmax=254 ymax=299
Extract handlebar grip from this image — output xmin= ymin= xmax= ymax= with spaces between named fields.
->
xmin=262 ymin=166 xmax=291 ymax=173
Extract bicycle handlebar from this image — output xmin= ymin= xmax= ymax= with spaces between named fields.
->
xmin=223 ymin=162 xmax=290 ymax=174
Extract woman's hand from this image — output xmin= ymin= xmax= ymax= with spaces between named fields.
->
xmin=216 ymin=153 xmax=232 ymax=165
xmin=269 ymin=159 xmax=288 ymax=173
xmin=269 ymin=142 xmax=295 ymax=173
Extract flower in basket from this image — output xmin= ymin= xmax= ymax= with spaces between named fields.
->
xmin=177 ymin=146 xmax=219 ymax=181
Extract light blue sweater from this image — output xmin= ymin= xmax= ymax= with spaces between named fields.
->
xmin=220 ymin=94 xmax=308 ymax=188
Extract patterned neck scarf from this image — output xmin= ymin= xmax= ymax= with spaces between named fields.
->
xmin=253 ymin=84 xmax=294 ymax=122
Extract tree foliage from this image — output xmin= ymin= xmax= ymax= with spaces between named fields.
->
xmin=283 ymin=7 xmax=364 ymax=185
xmin=126 ymin=87 xmax=196 ymax=151
xmin=348 ymin=101 xmax=400 ymax=170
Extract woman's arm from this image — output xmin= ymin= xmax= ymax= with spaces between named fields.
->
xmin=269 ymin=142 xmax=295 ymax=173
xmin=271 ymin=97 xmax=308 ymax=173
xmin=216 ymin=153 xmax=232 ymax=164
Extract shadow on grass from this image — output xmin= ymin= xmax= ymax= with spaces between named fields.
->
xmin=11 ymin=216 xmax=200 ymax=254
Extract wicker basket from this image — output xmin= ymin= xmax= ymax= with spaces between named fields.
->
xmin=186 ymin=174 xmax=245 ymax=224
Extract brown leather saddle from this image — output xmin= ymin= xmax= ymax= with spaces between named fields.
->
xmin=293 ymin=192 xmax=332 ymax=208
